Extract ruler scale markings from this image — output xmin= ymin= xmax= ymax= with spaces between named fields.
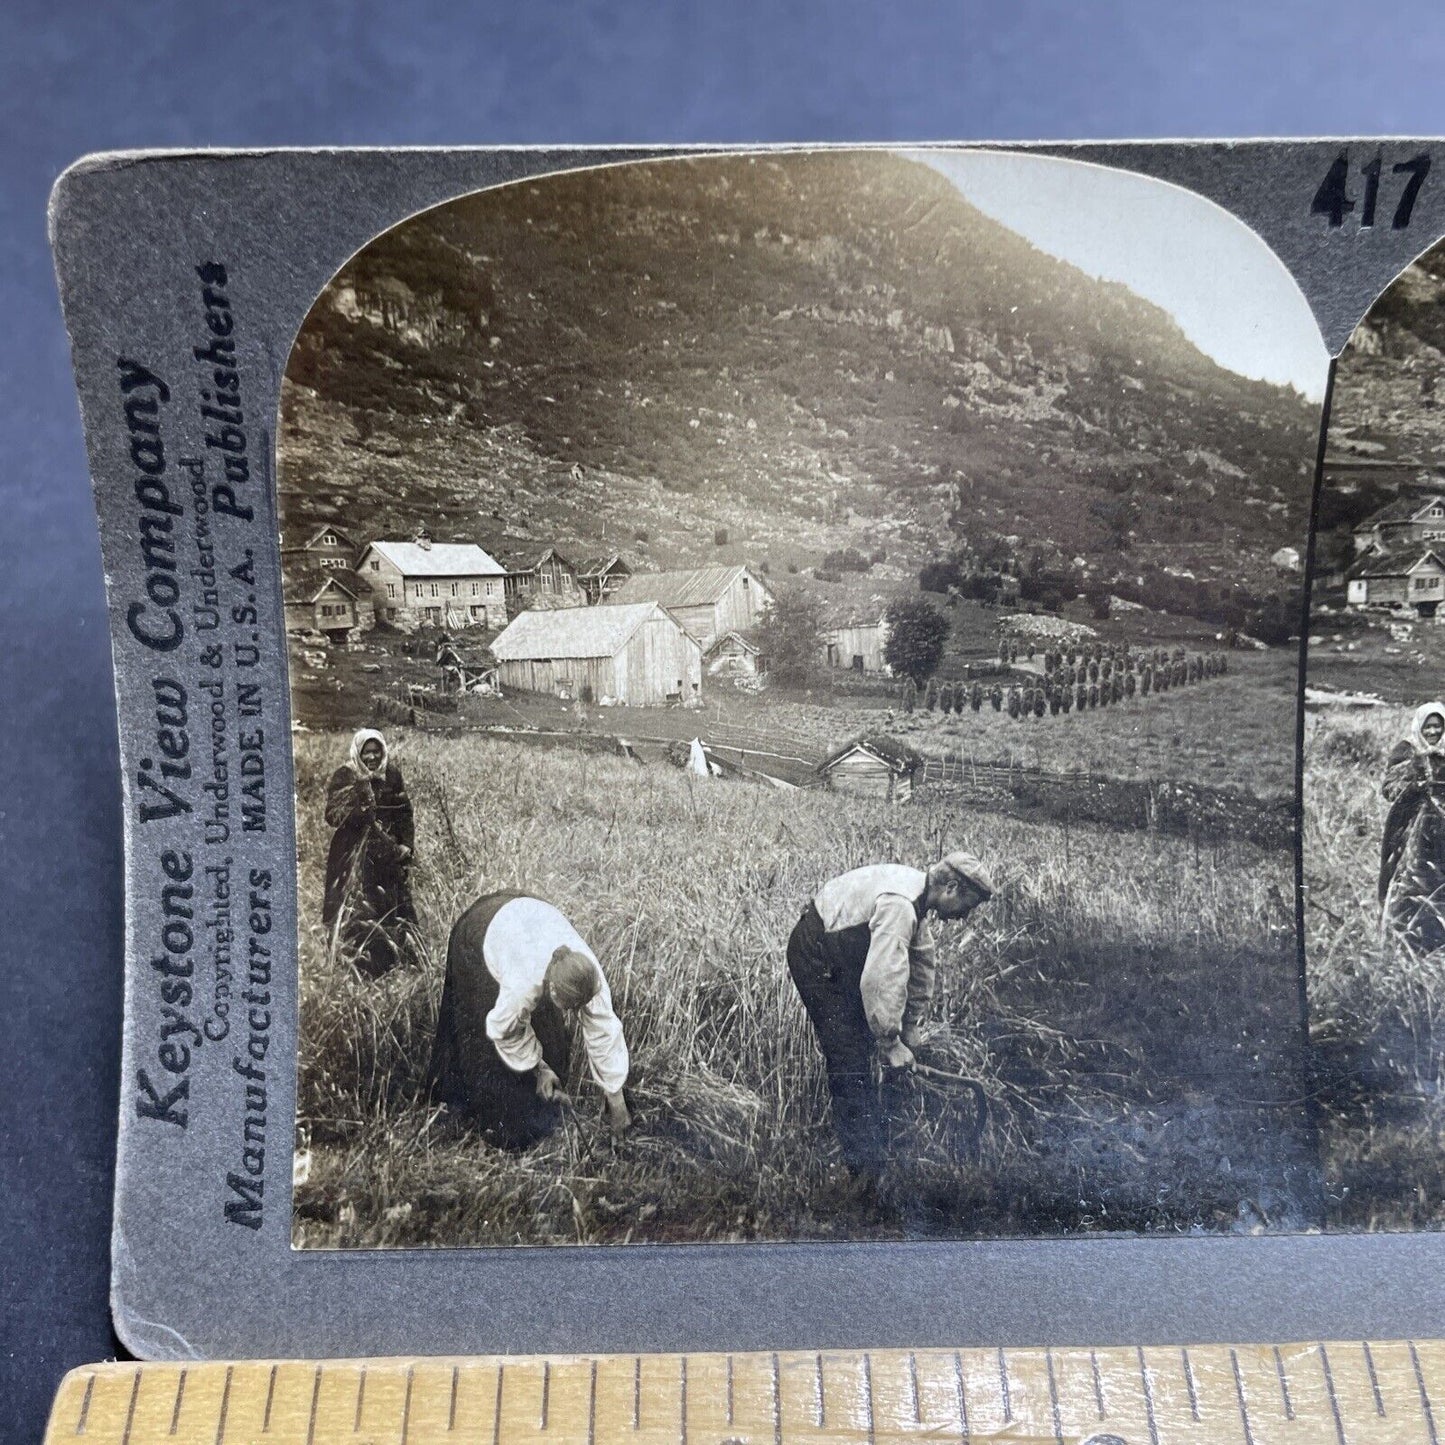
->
xmin=306 ymin=1366 xmax=323 ymax=1445
xmin=1274 ymin=1344 xmax=1295 ymax=1420
xmin=169 ymin=1370 xmax=186 ymax=1437
xmin=1412 ymin=1342 xmax=1441 ymax=1445
xmin=74 ymin=1373 xmax=96 ymax=1435
xmin=1318 ymin=1345 xmax=1349 ymax=1445
xmin=121 ymin=1371 xmax=143 ymax=1445
xmin=1089 ymin=1348 xmax=1106 ymax=1418
xmin=770 ymin=1353 xmax=781 ymax=1445
xmin=263 ymin=1365 xmax=278 ymax=1434
xmin=214 ymin=1367 xmax=232 ymax=1445
xmin=1044 ymin=1348 xmax=1063 ymax=1445
xmin=1181 ymin=1347 xmax=1200 ymax=1422
xmin=45 ymin=1345 xmax=1445 ymax=1445
xmin=1136 ymin=1347 xmax=1159 ymax=1445
xmin=1363 ymin=1341 xmax=1386 ymax=1416
xmin=1231 ymin=1349 xmax=1256 ymax=1445
xmin=952 ymin=1351 xmax=971 ymax=1445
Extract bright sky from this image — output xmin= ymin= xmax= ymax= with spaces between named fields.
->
xmin=906 ymin=148 xmax=1330 ymax=403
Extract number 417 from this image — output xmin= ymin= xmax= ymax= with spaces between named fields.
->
xmin=1313 ymin=149 xmax=1431 ymax=229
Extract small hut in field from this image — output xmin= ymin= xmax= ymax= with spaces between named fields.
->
xmin=817 ymin=734 xmax=923 ymax=803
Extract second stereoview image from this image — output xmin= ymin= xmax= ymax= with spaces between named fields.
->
xmin=1304 ymin=236 xmax=1445 ymax=1233
xmin=278 ymin=149 xmax=1332 ymax=1248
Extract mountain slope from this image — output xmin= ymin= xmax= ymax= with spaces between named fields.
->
xmin=279 ymin=151 xmax=1319 ymax=597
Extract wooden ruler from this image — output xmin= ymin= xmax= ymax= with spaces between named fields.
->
xmin=42 ymin=1342 xmax=1445 ymax=1444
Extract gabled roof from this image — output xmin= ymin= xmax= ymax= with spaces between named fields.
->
xmin=576 ymin=553 xmax=630 ymax=579
xmin=362 ymin=540 xmax=506 ymax=577
xmin=1352 ymin=545 xmax=1445 ymax=580
xmin=491 ymin=601 xmax=689 ymax=660
xmin=821 ymin=601 xmax=889 ymax=629
xmin=704 ymin=629 xmax=760 ymax=656
xmin=1354 ymin=495 xmax=1445 ymax=531
xmin=301 ymin=522 xmax=357 ymax=550
xmin=607 ymin=564 xmax=769 ymax=610
xmin=818 ymin=733 xmax=923 ymax=776
xmin=496 ymin=544 xmax=578 ymax=575
xmin=284 ymin=560 xmax=370 ymax=605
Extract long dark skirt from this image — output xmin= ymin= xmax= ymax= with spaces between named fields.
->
xmin=426 ymin=892 xmax=572 ymax=1150
xmin=1382 ymin=799 xmax=1445 ymax=956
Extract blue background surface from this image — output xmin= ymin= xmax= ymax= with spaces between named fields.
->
xmin=4 ymin=1 xmax=1443 ymax=1434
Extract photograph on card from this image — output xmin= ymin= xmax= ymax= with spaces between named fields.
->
xmin=276 ymin=150 xmax=1331 ymax=1248
xmin=1302 ymin=239 xmax=1445 ymax=1231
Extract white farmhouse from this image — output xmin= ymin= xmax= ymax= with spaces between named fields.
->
xmin=356 ymin=537 xmax=507 ymax=629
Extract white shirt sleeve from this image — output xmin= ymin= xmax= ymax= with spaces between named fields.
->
xmin=485 ymin=975 xmax=545 ymax=1075
xmin=579 ymin=970 xmax=630 ymax=1095
xmin=859 ymin=893 xmax=921 ymax=1041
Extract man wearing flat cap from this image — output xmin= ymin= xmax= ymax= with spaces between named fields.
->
xmin=786 ymin=853 xmax=995 ymax=1172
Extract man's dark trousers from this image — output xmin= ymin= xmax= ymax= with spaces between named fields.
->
xmin=786 ymin=902 xmax=890 ymax=1172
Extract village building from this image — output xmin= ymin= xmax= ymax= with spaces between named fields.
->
xmin=281 ymin=523 xmax=359 ymax=572
xmin=822 ymin=607 xmax=891 ymax=674
xmin=704 ymin=629 xmax=760 ymax=680
xmin=489 ymin=601 xmax=703 ymax=706
xmin=500 ymin=545 xmax=585 ymax=609
xmin=1352 ymin=494 xmax=1445 ymax=555
xmin=283 ymin=560 xmax=375 ymax=643
xmin=356 ymin=537 xmax=507 ymax=630
xmin=1347 ymin=545 xmax=1445 ymax=616
xmin=817 ymin=734 xmax=923 ymax=803
xmin=576 ymin=554 xmax=633 ymax=605
xmin=606 ymin=564 xmax=773 ymax=647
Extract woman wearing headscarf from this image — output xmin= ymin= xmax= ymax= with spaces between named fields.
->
xmin=1380 ymin=701 xmax=1445 ymax=954
xmin=322 ymin=728 xmax=417 ymax=975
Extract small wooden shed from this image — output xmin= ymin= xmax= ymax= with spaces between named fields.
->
xmin=704 ymin=629 xmax=760 ymax=679
xmin=817 ymin=734 xmax=923 ymax=803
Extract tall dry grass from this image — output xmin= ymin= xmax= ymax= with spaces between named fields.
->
xmin=1304 ymin=705 xmax=1445 ymax=1228
xmin=294 ymin=729 xmax=1307 ymax=1248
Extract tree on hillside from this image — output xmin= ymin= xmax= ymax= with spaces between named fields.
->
xmin=884 ymin=597 xmax=950 ymax=685
xmin=753 ymin=588 xmax=825 ymax=685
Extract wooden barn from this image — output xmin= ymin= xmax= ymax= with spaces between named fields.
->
xmin=704 ymin=629 xmax=760 ymax=680
xmin=501 ymin=545 xmax=585 ymax=608
xmin=606 ymin=564 xmax=773 ymax=647
xmin=356 ymin=537 xmax=507 ymax=630
xmin=822 ymin=608 xmax=891 ymax=674
xmin=283 ymin=563 xmax=375 ymax=643
xmin=817 ymin=734 xmax=923 ymax=803
xmin=1347 ymin=546 xmax=1445 ymax=615
xmin=490 ymin=601 xmax=702 ymax=705
xmin=281 ymin=522 xmax=359 ymax=572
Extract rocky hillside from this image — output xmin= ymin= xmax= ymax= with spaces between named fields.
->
xmin=278 ymin=151 xmax=1319 ymax=601
xmin=1331 ymin=245 xmax=1445 ymax=460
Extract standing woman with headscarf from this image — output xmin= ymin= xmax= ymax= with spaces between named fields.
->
xmin=322 ymin=728 xmax=417 ymax=975
xmin=1380 ymin=702 xmax=1445 ymax=954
